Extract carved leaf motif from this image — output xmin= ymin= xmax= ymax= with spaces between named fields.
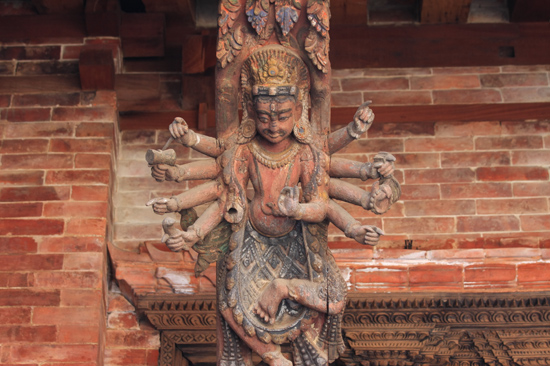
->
xmin=275 ymin=4 xmax=300 ymax=36
xmin=307 ymin=0 xmax=330 ymax=37
xmin=219 ymin=0 xmax=241 ymax=35
xmin=217 ymin=26 xmax=244 ymax=69
xmin=304 ymin=28 xmax=329 ymax=73
xmin=246 ymin=0 xmax=270 ymax=35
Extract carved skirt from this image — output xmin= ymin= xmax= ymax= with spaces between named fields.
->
xmin=218 ymin=219 xmax=347 ymax=358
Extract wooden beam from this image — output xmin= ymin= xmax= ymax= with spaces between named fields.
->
xmin=118 ymin=103 xmax=550 ymax=131
xmin=0 ymin=15 xmax=85 ymax=43
xmin=509 ymin=0 xmax=550 ymax=22
xmin=79 ymin=47 xmax=115 ymax=90
xmin=182 ymin=35 xmax=206 ymax=74
xmin=330 ymin=23 xmax=550 ymax=69
xmin=420 ymin=0 xmax=472 ymax=24
xmin=332 ymin=103 xmax=550 ymax=124
xmin=120 ymin=13 xmax=165 ymax=58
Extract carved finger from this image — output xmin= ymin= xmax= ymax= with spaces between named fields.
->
xmin=385 ymin=153 xmax=396 ymax=162
xmin=374 ymin=227 xmax=385 ymax=236
xmin=364 ymin=238 xmax=379 ymax=246
xmin=379 ymin=185 xmax=393 ymax=199
xmin=146 ymin=197 xmax=166 ymax=206
xmin=152 ymin=206 xmax=168 ymax=215
xmin=378 ymin=163 xmax=394 ymax=177
xmin=282 ymin=186 xmax=293 ymax=199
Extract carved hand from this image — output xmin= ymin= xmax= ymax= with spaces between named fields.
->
xmin=277 ymin=186 xmax=301 ymax=219
xmin=373 ymin=152 xmax=396 ymax=178
xmin=350 ymin=101 xmax=375 ymax=137
xmin=146 ymin=197 xmax=179 ymax=214
xmin=151 ymin=163 xmax=180 ymax=182
xmin=368 ymin=181 xmax=393 ymax=214
xmin=161 ymin=217 xmax=199 ymax=251
xmin=169 ymin=117 xmax=196 ymax=146
xmin=352 ymin=225 xmax=384 ymax=246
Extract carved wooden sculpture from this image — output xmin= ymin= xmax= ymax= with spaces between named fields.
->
xmin=146 ymin=1 xmax=401 ymax=365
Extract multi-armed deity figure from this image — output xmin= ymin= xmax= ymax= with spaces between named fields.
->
xmin=146 ymin=1 xmax=400 ymax=365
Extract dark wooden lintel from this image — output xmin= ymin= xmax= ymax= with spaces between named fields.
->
xmin=330 ymin=22 xmax=550 ymax=69
xmin=118 ymin=103 xmax=550 ymax=131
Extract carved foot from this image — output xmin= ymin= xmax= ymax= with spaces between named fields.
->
xmin=253 ymin=279 xmax=289 ymax=324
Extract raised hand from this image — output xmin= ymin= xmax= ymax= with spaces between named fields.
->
xmin=277 ymin=186 xmax=301 ymax=218
xmin=373 ymin=152 xmax=396 ymax=178
xmin=169 ymin=117 xmax=189 ymax=143
xmin=349 ymin=101 xmax=374 ymax=138
xmin=351 ymin=225 xmax=384 ymax=246
xmin=146 ymin=197 xmax=179 ymax=215
xmin=161 ymin=217 xmax=199 ymax=252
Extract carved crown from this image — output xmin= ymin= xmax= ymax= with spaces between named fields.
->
xmin=241 ymin=45 xmax=309 ymax=101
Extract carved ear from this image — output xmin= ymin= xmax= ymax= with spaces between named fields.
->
xmin=295 ymin=103 xmax=303 ymax=117
xmin=245 ymin=99 xmax=255 ymax=117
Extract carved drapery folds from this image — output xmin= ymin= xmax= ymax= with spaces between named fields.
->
xmin=137 ymin=292 xmax=550 ymax=366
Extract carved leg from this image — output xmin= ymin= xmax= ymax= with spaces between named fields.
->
xmin=292 ymin=333 xmax=328 ymax=366
xmin=219 ymin=308 xmax=292 ymax=366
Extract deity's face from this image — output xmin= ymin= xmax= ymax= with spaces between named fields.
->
xmin=252 ymin=96 xmax=302 ymax=145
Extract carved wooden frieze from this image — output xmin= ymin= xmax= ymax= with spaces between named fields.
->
xmin=137 ymin=292 xmax=550 ymax=366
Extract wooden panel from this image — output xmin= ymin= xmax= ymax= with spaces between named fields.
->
xmin=331 ymin=0 xmax=368 ymax=25
xmin=120 ymin=13 xmax=165 ymax=58
xmin=509 ymin=0 xmax=550 ymax=22
xmin=420 ymin=0 xmax=472 ymax=24
xmin=182 ymin=35 xmax=206 ymax=74
xmin=79 ymin=47 xmax=115 ymax=90
xmin=0 ymin=15 xmax=85 ymax=43
xmin=330 ymin=23 xmax=550 ymax=69
xmin=331 ymin=103 xmax=550 ymax=124
xmin=118 ymin=103 xmax=550 ymax=131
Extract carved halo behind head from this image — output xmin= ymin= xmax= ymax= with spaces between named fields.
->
xmin=239 ymin=45 xmax=311 ymax=144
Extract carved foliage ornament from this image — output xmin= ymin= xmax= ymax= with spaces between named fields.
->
xmin=217 ymin=0 xmax=330 ymax=73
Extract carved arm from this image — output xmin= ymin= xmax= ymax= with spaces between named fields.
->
xmin=169 ymin=117 xmax=226 ymax=158
xmin=327 ymin=101 xmax=374 ymax=154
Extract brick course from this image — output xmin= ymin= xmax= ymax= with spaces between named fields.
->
xmin=2 ymin=30 xmax=550 ymax=366
xmin=0 ymin=37 xmax=120 ymax=366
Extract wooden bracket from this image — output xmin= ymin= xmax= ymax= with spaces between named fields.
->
xmin=79 ymin=46 xmax=115 ymax=90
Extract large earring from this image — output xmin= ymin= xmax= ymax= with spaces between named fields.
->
xmin=237 ymin=110 xmax=256 ymax=144
xmin=293 ymin=99 xmax=310 ymax=143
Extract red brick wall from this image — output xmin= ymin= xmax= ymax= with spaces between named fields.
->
xmin=2 ymin=36 xmax=550 ymax=366
xmin=0 ymin=40 xmax=119 ymax=366
xmin=114 ymin=64 xmax=550 ymax=296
